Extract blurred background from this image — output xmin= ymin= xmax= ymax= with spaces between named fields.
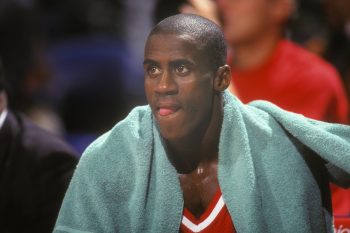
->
xmin=0 ymin=0 xmax=151 ymax=154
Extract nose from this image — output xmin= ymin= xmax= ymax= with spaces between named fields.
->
xmin=155 ymin=69 xmax=178 ymax=95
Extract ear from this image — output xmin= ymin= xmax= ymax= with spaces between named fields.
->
xmin=214 ymin=65 xmax=231 ymax=92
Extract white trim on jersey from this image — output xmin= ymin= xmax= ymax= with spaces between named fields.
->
xmin=181 ymin=196 xmax=225 ymax=232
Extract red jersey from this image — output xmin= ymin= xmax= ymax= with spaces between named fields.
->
xmin=180 ymin=189 xmax=236 ymax=233
xmin=231 ymin=39 xmax=350 ymax=216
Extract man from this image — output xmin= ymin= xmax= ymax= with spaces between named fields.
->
xmin=55 ymin=14 xmax=350 ymax=232
xmin=0 ymin=62 xmax=78 ymax=232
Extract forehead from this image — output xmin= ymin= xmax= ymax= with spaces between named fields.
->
xmin=144 ymin=33 xmax=200 ymax=61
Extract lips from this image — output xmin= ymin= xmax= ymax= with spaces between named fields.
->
xmin=156 ymin=102 xmax=180 ymax=117
xmin=159 ymin=108 xmax=176 ymax=116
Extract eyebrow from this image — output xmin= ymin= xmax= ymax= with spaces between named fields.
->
xmin=143 ymin=59 xmax=159 ymax=66
xmin=169 ymin=59 xmax=195 ymax=67
xmin=143 ymin=58 xmax=195 ymax=67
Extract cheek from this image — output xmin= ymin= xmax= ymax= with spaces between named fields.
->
xmin=181 ymin=83 xmax=213 ymax=120
xmin=144 ymin=79 xmax=154 ymax=104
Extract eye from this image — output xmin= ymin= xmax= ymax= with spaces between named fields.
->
xmin=147 ymin=65 xmax=161 ymax=77
xmin=174 ymin=64 xmax=190 ymax=75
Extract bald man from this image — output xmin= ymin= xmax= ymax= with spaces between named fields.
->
xmin=55 ymin=14 xmax=350 ymax=233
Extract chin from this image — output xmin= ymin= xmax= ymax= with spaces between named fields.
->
xmin=155 ymin=116 xmax=186 ymax=141
xmin=159 ymin=129 xmax=181 ymax=141
xmin=157 ymin=125 xmax=187 ymax=142
xmin=225 ymin=29 xmax=252 ymax=46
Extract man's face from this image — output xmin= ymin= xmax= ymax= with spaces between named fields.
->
xmin=216 ymin=0 xmax=276 ymax=45
xmin=144 ymin=33 xmax=215 ymax=141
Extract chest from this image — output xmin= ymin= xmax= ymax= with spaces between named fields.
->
xmin=178 ymin=165 xmax=219 ymax=218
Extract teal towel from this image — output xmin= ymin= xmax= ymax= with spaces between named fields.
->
xmin=54 ymin=91 xmax=350 ymax=233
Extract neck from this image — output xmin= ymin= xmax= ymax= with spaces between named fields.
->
xmin=231 ymin=32 xmax=282 ymax=70
xmin=165 ymin=94 xmax=223 ymax=174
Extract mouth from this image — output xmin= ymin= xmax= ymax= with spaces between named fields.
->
xmin=155 ymin=103 xmax=180 ymax=117
xmin=158 ymin=107 xmax=180 ymax=117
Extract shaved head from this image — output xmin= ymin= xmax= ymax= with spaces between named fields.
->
xmin=148 ymin=14 xmax=227 ymax=72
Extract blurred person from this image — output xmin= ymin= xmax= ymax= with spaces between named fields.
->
xmin=0 ymin=0 xmax=61 ymax=135
xmin=54 ymin=14 xmax=350 ymax=233
xmin=0 ymin=59 xmax=78 ymax=232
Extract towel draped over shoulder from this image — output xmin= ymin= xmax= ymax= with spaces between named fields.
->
xmin=54 ymin=91 xmax=350 ymax=233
